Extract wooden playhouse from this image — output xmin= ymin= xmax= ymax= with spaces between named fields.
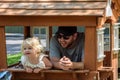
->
xmin=0 ymin=0 xmax=120 ymax=80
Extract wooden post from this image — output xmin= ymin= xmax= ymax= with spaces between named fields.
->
xmin=84 ymin=26 xmax=97 ymax=70
xmin=24 ymin=26 xmax=31 ymax=39
xmin=0 ymin=26 xmax=7 ymax=69
xmin=49 ymin=26 xmax=52 ymax=41
xmin=110 ymin=23 xmax=118 ymax=80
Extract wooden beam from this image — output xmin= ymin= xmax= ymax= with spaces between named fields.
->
xmin=9 ymin=69 xmax=99 ymax=80
xmin=0 ymin=9 xmax=104 ymax=16
xmin=113 ymin=0 xmax=120 ymax=16
xmin=104 ymin=51 xmax=111 ymax=66
xmin=24 ymin=26 xmax=31 ymax=39
xmin=49 ymin=26 xmax=52 ymax=40
xmin=84 ymin=26 xmax=97 ymax=70
xmin=0 ymin=2 xmax=106 ymax=9
xmin=0 ymin=0 xmax=107 ymax=3
xmin=0 ymin=16 xmax=97 ymax=26
xmin=0 ymin=26 xmax=7 ymax=69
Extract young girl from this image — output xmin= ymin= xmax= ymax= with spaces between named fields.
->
xmin=21 ymin=37 xmax=52 ymax=73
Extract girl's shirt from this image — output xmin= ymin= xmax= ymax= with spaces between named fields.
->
xmin=21 ymin=54 xmax=47 ymax=69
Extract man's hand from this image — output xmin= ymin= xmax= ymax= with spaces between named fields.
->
xmin=59 ymin=56 xmax=73 ymax=70
xmin=50 ymin=56 xmax=84 ymax=70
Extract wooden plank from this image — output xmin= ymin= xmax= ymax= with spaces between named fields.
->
xmin=112 ymin=54 xmax=118 ymax=80
xmin=109 ymin=22 xmax=118 ymax=80
xmin=0 ymin=16 xmax=98 ymax=26
xmin=0 ymin=0 xmax=107 ymax=3
xmin=77 ymin=71 xmax=99 ymax=80
xmin=10 ymin=70 xmax=97 ymax=80
xmin=113 ymin=0 xmax=120 ymax=16
xmin=0 ymin=26 xmax=7 ymax=69
xmin=97 ymin=17 xmax=106 ymax=28
xmin=0 ymin=2 xmax=106 ymax=9
xmin=8 ymin=68 xmax=89 ymax=80
xmin=0 ymin=9 xmax=104 ymax=16
xmin=7 ymin=67 xmax=89 ymax=73
xmin=104 ymin=51 xmax=111 ymax=66
xmin=84 ymin=27 xmax=97 ymax=70
xmin=99 ymin=71 xmax=113 ymax=80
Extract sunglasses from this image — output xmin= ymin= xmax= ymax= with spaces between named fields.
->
xmin=56 ymin=34 xmax=70 ymax=40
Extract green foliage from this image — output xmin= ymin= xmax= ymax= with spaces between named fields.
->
xmin=7 ymin=53 xmax=22 ymax=66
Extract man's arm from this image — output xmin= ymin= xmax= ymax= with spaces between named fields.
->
xmin=71 ymin=62 xmax=84 ymax=70
xmin=51 ymin=56 xmax=84 ymax=70
xmin=50 ymin=57 xmax=60 ymax=69
xmin=60 ymin=56 xmax=84 ymax=70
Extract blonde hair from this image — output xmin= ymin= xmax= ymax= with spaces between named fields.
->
xmin=21 ymin=37 xmax=44 ymax=54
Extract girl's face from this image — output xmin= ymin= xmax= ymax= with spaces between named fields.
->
xmin=23 ymin=44 xmax=36 ymax=56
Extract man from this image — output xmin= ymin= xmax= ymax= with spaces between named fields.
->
xmin=50 ymin=26 xmax=84 ymax=70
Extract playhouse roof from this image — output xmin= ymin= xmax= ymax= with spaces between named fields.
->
xmin=112 ymin=0 xmax=120 ymax=18
xmin=0 ymin=0 xmax=107 ymax=16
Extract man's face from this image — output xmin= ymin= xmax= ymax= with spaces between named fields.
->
xmin=57 ymin=33 xmax=76 ymax=48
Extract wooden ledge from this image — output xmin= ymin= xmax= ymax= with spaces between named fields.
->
xmin=98 ymin=67 xmax=113 ymax=72
xmin=6 ymin=68 xmax=89 ymax=73
xmin=1 ymin=62 xmax=90 ymax=73
xmin=98 ymin=67 xmax=113 ymax=79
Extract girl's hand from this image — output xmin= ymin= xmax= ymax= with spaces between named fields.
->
xmin=25 ymin=67 xmax=33 ymax=73
xmin=33 ymin=68 xmax=42 ymax=73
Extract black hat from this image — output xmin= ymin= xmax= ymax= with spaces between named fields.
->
xmin=56 ymin=26 xmax=77 ymax=36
